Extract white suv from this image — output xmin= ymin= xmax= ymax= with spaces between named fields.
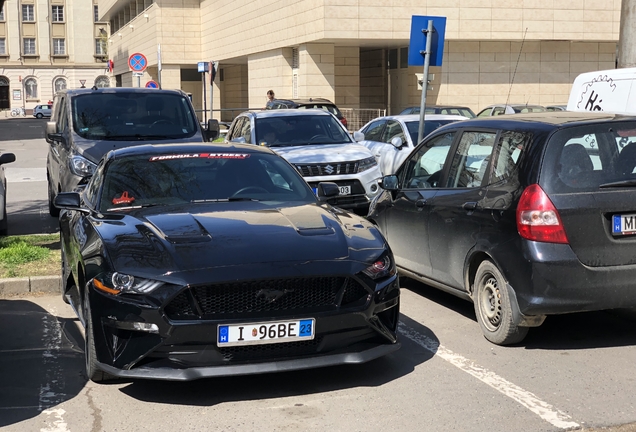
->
xmin=225 ymin=109 xmax=382 ymax=212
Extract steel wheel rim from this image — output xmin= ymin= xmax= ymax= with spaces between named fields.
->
xmin=479 ymin=273 xmax=502 ymax=331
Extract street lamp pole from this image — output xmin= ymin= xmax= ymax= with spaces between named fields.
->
xmin=618 ymin=0 xmax=636 ymax=68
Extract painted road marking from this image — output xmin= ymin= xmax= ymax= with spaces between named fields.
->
xmin=398 ymin=323 xmax=580 ymax=430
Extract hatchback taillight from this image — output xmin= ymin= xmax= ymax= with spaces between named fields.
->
xmin=516 ymin=184 xmax=569 ymax=244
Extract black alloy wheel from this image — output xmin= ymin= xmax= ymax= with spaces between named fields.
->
xmin=83 ymin=290 xmax=112 ymax=383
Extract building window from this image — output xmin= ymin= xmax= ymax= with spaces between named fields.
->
xmin=24 ymin=77 xmax=38 ymax=99
xmin=94 ymin=76 xmax=110 ymax=88
xmin=95 ymin=38 xmax=106 ymax=55
xmin=94 ymin=5 xmax=98 ymax=22
xmin=53 ymin=39 xmax=65 ymax=55
xmin=52 ymin=5 xmax=64 ymax=22
xmin=23 ymin=38 xmax=36 ymax=55
xmin=54 ymin=77 xmax=67 ymax=92
xmin=0 ymin=38 xmax=5 ymax=55
xmin=0 ymin=5 xmax=5 ymax=21
xmin=22 ymin=4 xmax=34 ymax=22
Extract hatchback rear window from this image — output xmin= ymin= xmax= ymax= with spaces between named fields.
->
xmin=541 ymin=122 xmax=636 ymax=193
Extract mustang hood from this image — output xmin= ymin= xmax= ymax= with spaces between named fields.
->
xmin=272 ymin=143 xmax=373 ymax=164
xmin=99 ymin=203 xmax=386 ymax=279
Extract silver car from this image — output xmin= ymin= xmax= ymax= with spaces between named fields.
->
xmin=33 ymin=104 xmax=53 ymax=119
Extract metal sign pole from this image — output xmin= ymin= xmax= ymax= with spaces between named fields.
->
xmin=202 ymin=71 xmax=207 ymax=123
xmin=417 ymin=19 xmax=434 ymax=144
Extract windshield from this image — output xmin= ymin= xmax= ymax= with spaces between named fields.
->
xmin=72 ymin=93 xmax=199 ymax=140
xmin=255 ymin=114 xmax=352 ymax=147
xmin=406 ymin=120 xmax=460 ymax=144
xmin=99 ymin=152 xmax=315 ymax=212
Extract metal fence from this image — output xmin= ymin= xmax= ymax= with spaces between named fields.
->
xmin=340 ymin=108 xmax=386 ymax=131
xmin=196 ymin=107 xmax=387 ymax=132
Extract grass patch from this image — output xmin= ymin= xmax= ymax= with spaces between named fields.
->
xmin=0 ymin=234 xmax=61 ymax=278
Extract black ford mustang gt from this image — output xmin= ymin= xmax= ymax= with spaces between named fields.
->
xmin=55 ymin=142 xmax=400 ymax=382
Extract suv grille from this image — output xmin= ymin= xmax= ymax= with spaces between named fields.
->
xmin=164 ymin=277 xmax=370 ymax=320
xmin=295 ymin=162 xmax=359 ymax=176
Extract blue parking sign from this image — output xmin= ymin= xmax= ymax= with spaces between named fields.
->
xmin=408 ymin=16 xmax=446 ymax=67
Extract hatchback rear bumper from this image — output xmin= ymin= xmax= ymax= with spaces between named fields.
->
xmin=506 ymin=240 xmax=636 ymax=316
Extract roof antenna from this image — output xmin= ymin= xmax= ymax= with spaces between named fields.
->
xmin=506 ymin=27 xmax=528 ymax=108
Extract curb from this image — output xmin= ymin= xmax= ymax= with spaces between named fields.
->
xmin=0 ymin=275 xmax=61 ymax=297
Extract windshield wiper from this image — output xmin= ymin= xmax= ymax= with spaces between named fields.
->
xmin=191 ymin=198 xmax=260 ymax=203
xmin=599 ymin=179 xmax=636 ymax=188
xmin=106 ymin=203 xmax=162 ymax=211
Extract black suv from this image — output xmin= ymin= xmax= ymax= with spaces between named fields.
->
xmin=369 ymin=112 xmax=636 ymax=345
xmin=266 ymin=98 xmax=348 ymax=128
xmin=45 ymin=87 xmax=219 ymax=216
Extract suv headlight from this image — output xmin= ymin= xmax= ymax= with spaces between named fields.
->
xmin=70 ymin=155 xmax=97 ymax=177
xmin=92 ymin=272 xmax=164 ymax=295
xmin=358 ymin=156 xmax=377 ymax=173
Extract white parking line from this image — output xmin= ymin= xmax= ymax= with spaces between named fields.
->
xmin=398 ymin=323 xmax=580 ymax=430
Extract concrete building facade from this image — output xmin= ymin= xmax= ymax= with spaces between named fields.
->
xmin=100 ymin=0 xmax=621 ymax=121
xmin=0 ymin=0 xmax=112 ymax=112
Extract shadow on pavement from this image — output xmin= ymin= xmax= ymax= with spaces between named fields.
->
xmin=401 ymin=275 xmax=636 ymax=350
xmin=0 ymin=299 xmax=86 ymax=427
xmin=117 ymin=313 xmax=437 ymax=406
xmin=7 ymin=200 xmax=59 ymax=236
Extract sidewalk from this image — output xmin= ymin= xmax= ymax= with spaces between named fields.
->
xmin=0 ymin=275 xmax=61 ymax=297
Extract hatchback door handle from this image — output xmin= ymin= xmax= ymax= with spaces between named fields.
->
xmin=463 ymin=202 xmax=477 ymax=211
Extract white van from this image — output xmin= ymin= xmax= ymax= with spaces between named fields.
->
xmin=567 ymin=67 xmax=636 ymax=114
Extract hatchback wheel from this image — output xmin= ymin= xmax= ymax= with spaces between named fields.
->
xmin=48 ymin=178 xmax=60 ymax=217
xmin=473 ymin=260 xmax=528 ymax=345
xmin=36 ymin=113 xmax=43 ymax=119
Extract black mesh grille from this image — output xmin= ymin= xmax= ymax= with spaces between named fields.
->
xmin=295 ymin=162 xmax=359 ymax=176
xmin=164 ymin=277 xmax=370 ymax=321
xmin=218 ymin=337 xmax=323 ymax=363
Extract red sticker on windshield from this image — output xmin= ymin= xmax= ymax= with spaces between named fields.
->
xmin=149 ymin=153 xmax=250 ymax=161
xmin=112 ymin=191 xmax=135 ymax=205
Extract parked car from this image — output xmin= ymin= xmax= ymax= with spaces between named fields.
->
xmin=368 ymin=111 xmax=636 ymax=345
xmin=55 ymin=142 xmax=400 ymax=382
xmin=476 ymin=104 xmax=546 ymax=117
xmin=266 ymin=97 xmax=348 ymax=128
xmin=546 ymin=105 xmax=567 ymax=112
xmin=398 ymin=105 xmax=476 ymax=118
xmin=225 ymin=109 xmax=382 ymax=212
xmin=32 ymin=104 xmax=53 ymax=119
xmin=357 ymin=114 xmax=469 ymax=176
xmin=0 ymin=152 xmax=16 ymax=236
xmin=45 ymin=87 xmax=219 ymax=217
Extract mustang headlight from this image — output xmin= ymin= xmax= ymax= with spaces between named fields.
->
xmin=362 ymin=253 xmax=395 ymax=279
xmin=357 ymin=156 xmax=378 ymax=173
xmin=69 ymin=154 xmax=97 ymax=177
xmin=92 ymin=272 xmax=164 ymax=295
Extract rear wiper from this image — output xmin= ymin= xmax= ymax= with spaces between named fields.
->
xmin=599 ymin=179 xmax=636 ymax=188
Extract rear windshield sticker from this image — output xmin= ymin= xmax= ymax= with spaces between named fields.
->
xmin=149 ymin=153 xmax=251 ymax=161
xmin=112 ymin=191 xmax=135 ymax=205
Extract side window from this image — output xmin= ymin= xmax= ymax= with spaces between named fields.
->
xmin=84 ymin=160 xmax=105 ymax=207
xmin=445 ymin=131 xmax=497 ymax=188
xmin=492 ymin=107 xmax=506 ymax=116
xmin=228 ymin=118 xmax=245 ymax=140
xmin=362 ymin=120 xmax=385 ymax=142
xmin=476 ymin=109 xmax=491 ymax=118
xmin=402 ymin=132 xmax=455 ymax=189
xmin=240 ymin=118 xmax=252 ymax=143
xmin=488 ymin=131 xmax=530 ymax=184
xmin=56 ymin=98 xmax=68 ymax=133
xmin=381 ymin=120 xmax=405 ymax=144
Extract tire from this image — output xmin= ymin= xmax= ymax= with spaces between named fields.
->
xmin=83 ymin=291 xmax=112 ymax=383
xmin=473 ymin=260 xmax=529 ymax=345
xmin=36 ymin=113 xmax=43 ymax=119
xmin=0 ymin=197 xmax=7 ymax=236
xmin=48 ymin=178 xmax=60 ymax=217
xmin=10 ymin=110 xmax=16 ymax=117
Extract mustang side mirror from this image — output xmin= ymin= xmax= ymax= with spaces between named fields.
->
xmin=54 ymin=192 xmax=90 ymax=214
xmin=390 ymin=136 xmax=403 ymax=148
xmin=316 ymin=182 xmax=340 ymax=201
xmin=381 ymin=175 xmax=399 ymax=191
xmin=205 ymin=119 xmax=220 ymax=141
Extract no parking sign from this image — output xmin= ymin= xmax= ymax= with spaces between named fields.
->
xmin=145 ymin=80 xmax=159 ymax=88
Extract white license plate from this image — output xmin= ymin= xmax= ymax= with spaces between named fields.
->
xmin=311 ymin=186 xmax=351 ymax=196
xmin=612 ymin=214 xmax=636 ymax=235
xmin=217 ymin=319 xmax=315 ymax=347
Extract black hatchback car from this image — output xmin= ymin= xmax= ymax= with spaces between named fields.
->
xmin=369 ymin=112 xmax=636 ymax=345
xmin=55 ymin=142 xmax=399 ymax=382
